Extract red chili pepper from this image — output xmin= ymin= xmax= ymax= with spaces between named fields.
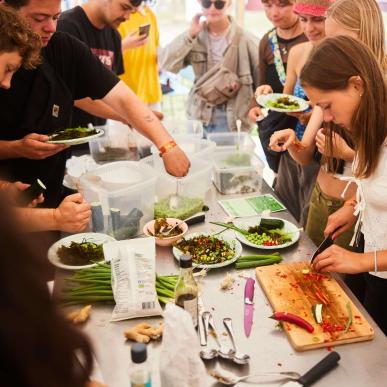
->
xmin=270 ymin=312 xmax=314 ymax=333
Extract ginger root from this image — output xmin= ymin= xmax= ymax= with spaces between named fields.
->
xmin=67 ymin=305 xmax=92 ymax=324
xmin=124 ymin=322 xmax=164 ymax=343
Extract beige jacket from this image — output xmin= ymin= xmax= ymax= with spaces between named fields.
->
xmin=160 ymin=18 xmax=259 ymax=131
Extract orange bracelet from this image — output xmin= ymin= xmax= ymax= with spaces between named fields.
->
xmin=158 ymin=140 xmax=177 ymax=157
xmin=344 ymin=199 xmax=357 ymax=208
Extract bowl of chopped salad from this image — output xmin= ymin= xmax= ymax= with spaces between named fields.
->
xmin=256 ymin=93 xmax=309 ymax=113
xmin=172 ymin=232 xmax=242 ymax=269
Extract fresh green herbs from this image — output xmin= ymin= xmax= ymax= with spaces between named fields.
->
xmin=49 ymin=127 xmax=98 ymax=141
xmin=267 ymin=96 xmax=300 ymax=110
xmin=57 ymin=239 xmax=104 ymax=266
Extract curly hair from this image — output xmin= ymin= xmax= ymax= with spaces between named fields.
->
xmin=0 ymin=4 xmax=41 ymax=69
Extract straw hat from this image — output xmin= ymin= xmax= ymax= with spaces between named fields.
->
xmin=293 ymin=0 xmax=334 ymax=17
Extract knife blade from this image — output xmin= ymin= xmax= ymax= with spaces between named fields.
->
xmin=282 ymin=351 xmax=340 ymax=386
xmin=244 ymin=278 xmax=255 ymax=337
xmin=310 ymin=233 xmax=334 ymax=264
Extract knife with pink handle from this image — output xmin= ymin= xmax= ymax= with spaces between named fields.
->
xmin=244 ymin=278 xmax=255 ymax=337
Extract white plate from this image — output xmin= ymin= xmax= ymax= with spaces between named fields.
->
xmin=233 ymin=216 xmax=300 ymax=250
xmin=47 ymin=232 xmax=116 ymax=270
xmin=256 ymin=93 xmax=309 ymax=113
xmin=172 ymin=232 xmax=242 ymax=269
xmin=47 ymin=129 xmax=104 ymax=145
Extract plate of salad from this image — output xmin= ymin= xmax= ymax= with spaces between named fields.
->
xmin=172 ymin=232 xmax=242 ymax=269
xmin=47 ymin=233 xmax=116 ymax=270
xmin=47 ymin=127 xmax=104 ymax=145
xmin=211 ymin=217 xmax=300 ymax=250
xmin=256 ymin=93 xmax=309 ymax=113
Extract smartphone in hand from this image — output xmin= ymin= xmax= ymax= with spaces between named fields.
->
xmin=139 ymin=23 xmax=150 ymax=37
xmin=18 ymin=179 xmax=46 ymax=206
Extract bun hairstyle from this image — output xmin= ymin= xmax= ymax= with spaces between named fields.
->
xmin=300 ymin=35 xmax=387 ymax=179
xmin=327 ymin=0 xmax=387 ymax=71
xmin=293 ymin=0 xmax=334 ymax=17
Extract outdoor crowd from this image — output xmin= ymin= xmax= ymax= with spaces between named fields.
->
xmin=0 ymin=0 xmax=386 ymax=385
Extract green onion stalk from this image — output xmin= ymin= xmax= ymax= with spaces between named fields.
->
xmin=61 ymin=263 xmax=178 ymax=306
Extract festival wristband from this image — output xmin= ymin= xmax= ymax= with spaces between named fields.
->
xmin=159 ymin=140 xmax=177 ymax=157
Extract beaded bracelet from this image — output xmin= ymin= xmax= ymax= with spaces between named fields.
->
xmin=158 ymin=140 xmax=177 ymax=157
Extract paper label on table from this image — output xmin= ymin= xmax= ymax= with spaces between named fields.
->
xmin=218 ymin=194 xmax=285 ymax=218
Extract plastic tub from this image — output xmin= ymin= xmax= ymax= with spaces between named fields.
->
xmin=150 ymin=134 xmax=216 ymax=161
xmin=207 ymin=132 xmax=256 ymax=154
xmin=89 ymin=124 xmax=139 ymax=164
xmin=79 ymin=161 xmax=157 ymax=239
xmin=141 ymin=155 xmax=212 ymax=219
xmin=212 ymin=150 xmax=264 ymax=195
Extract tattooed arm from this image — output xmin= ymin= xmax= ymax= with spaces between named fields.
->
xmin=102 ymin=81 xmax=190 ymax=176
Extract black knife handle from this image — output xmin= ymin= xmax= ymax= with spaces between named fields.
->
xmin=185 ymin=213 xmax=205 ymax=226
xmin=298 ymin=352 xmax=340 ymax=386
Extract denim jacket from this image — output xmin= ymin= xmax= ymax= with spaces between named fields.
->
xmin=160 ymin=17 xmax=260 ymax=131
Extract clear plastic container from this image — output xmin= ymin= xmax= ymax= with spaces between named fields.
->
xmin=89 ymin=124 xmax=139 ymax=164
xmin=207 ymin=132 xmax=256 ymax=154
xmin=150 ymin=135 xmax=216 ymax=161
xmin=212 ymin=150 xmax=264 ymax=195
xmin=141 ymin=155 xmax=212 ymax=219
xmin=79 ymin=161 xmax=157 ymax=239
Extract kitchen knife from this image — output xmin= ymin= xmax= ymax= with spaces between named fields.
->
xmin=310 ymin=233 xmax=334 ymax=264
xmin=282 ymin=352 xmax=340 ymax=386
xmin=185 ymin=212 xmax=206 ymax=226
xmin=244 ymin=278 xmax=255 ymax=337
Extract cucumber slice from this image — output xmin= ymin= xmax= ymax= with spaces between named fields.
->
xmin=312 ymin=304 xmax=323 ymax=324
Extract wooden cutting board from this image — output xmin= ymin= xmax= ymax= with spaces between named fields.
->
xmin=256 ymin=262 xmax=374 ymax=351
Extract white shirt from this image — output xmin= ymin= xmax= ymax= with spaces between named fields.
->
xmin=357 ymin=140 xmax=387 ymax=279
xmin=208 ymin=34 xmax=228 ymax=65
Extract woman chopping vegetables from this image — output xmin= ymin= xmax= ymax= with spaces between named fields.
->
xmin=301 ymin=36 xmax=387 ymax=335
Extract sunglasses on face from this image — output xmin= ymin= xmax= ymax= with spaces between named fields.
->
xmin=130 ymin=0 xmax=144 ymax=6
xmin=201 ymin=0 xmax=227 ymax=10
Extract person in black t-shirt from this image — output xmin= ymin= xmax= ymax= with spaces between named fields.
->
xmin=0 ymin=0 xmax=190 ymax=209
xmin=57 ymin=0 xmax=133 ymax=130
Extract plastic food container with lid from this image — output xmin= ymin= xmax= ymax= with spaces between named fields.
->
xmin=79 ymin=161 xmax=157 ymax=239
xmin=89 ymin=124 xmax=139 ymax=164
xmin=141 ymin=155 xmax=212 ymax=219
xmin=150 ymin=134 xmax=216 ymax=162
xmin=206 ymin=132 xmax=256 ymax=154
xmin=212 ymin=150 xmax=264 ymax=195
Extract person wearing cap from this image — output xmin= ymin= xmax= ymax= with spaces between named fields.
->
xmin=0 ymin=0 xmax=190 ymax=211
xmin=256 ymin=0 xmax=330 ymax=225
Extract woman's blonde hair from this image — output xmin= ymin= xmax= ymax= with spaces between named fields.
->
xmin=327 ymin=0 xmax=387 ymax=70
xmin=0 ymin=4 xmax=41 ymax=69
xmin=301 ymin=36 xmax=387 ymax=179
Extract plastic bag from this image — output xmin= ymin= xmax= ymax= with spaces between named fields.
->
xmin=103 ymin=237 xmax=162 ymax=321
xmin=160 ymin=303 xmax=207 ymax=387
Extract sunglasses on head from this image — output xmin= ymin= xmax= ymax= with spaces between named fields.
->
xmin=201 ymin=0 xmax=227 ymax=10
